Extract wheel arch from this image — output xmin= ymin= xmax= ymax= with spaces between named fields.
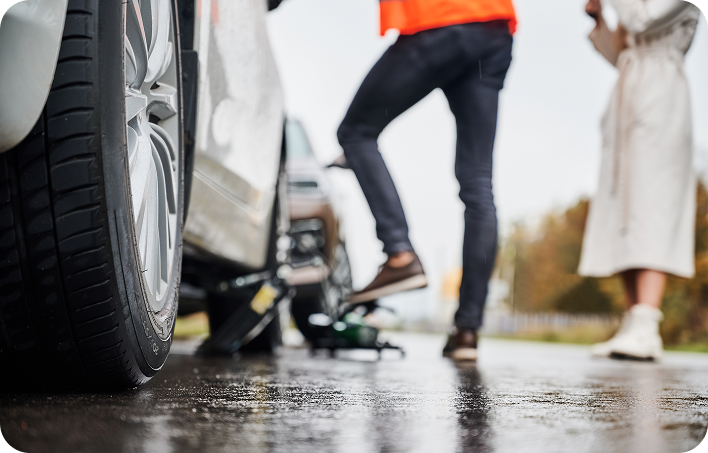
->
xmin=0 ymin=0 xmax=69 ymax=153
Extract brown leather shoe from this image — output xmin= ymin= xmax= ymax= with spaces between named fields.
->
xmin=443 ymin=328 xmax=478 ymax=361
xmin=327 ymin=154 xmax=350 ymax=169
xmin=348 ymin=254 xmax=427 ymax=304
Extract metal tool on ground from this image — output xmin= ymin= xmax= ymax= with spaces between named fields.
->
xmin=307 ymin=301 xmax=405 ymax=359
xmin=197 ymin=266 xmax=294 ymax=356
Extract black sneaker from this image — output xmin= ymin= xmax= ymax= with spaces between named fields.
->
xmin=443 ymin=328 xmax=478 ymax=361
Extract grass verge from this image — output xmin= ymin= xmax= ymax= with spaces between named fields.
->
xmin=486 ymin=327 xmax=708 ymax=353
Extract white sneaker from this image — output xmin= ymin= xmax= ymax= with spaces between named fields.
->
xmin=591 ymin=304 xmax=664 ymax=360
xmin=609 ymin=304 xmax=664 ymax=360
xmin=591 ymin=311 xmax=632 ymax=357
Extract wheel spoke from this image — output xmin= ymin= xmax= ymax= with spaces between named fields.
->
xmin=131 ymin=130 xmax=153 ymax=237
xmin=145 ymin=0 xmax=172 ymax=84
xmin=158 ymin=42 xmax=174 ymax=84
xmin=125 ymin=0 xmax=179 ymax=311
xmin=139 ymin=202 xmax=148 ymax=270
xmin=140 ymin=0 xmax=156 ymax=53
xmin=138 ymin=163 xmax=158 ymax=295
xmin=151 ymin=145 xmax=170 ymax=284
xmin=150 ymin=121 xmax=177 ymax=161
xmin=126 ymin=0 xmax=149 ymax=90
xmin=137 ymin=164 xmax=152 ymax=271
xmin=124 ymin=37 xmax=138 ymax=87
xmin=127 ymin=123 xmax=139 ymax=172
xmin=149 ymin=125 xmax=176 ymax=213
xmin=146 ymin=164 xmax=158 ymax=294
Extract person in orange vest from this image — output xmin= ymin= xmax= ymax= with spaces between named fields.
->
xmin=337 ymin=0 xmax=516 ymax=361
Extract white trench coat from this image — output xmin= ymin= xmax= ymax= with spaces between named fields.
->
xmin=579 ymin=0 xmax=700 ymax=278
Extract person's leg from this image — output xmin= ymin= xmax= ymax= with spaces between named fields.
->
xmin=592 ymin=268 xmax=665 ymax=359
xmin=593 ymin=269 xmax=638 ymax=357
xmin=635 ymin=269 xmax=666 ymax=309
xmin=340 ymin=24 xmax=510 ymax=305
xmin=442 ymin=26 xmax=512 ymax=333
xmin=337 ymin=38 xmax=442 ymax=256
xmin=620 ymin=268 xmax=665 ymax=309
xmin=443 ymin=79 xmax=500 ymax=331
xmin=620 ymin=269 xmax=638 ymax=308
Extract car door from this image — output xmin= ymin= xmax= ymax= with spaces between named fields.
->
xmin=184 ymin=0 xmax=284 ymax=270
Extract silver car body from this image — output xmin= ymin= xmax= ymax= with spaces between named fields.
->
xmin=0 ymin=0 xmax=284 ymax=271
xmin=0 ymin=0 xmax=69 ymax=153
xmin=185 ymin=0 xmax=284 ymax=270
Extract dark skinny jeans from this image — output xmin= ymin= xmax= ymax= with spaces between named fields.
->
xmin=337 ymin=21 xmax=513 ymax=330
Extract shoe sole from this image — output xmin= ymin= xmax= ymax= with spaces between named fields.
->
xmin=348 ymin=274 xmax=428 ymax=304
xmin=609 ymin=352 xmax=659 ymax=361
xmin=450 ymin=348 xmax=478 ymax=361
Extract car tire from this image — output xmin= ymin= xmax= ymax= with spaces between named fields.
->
xmin=0 ymin=0 xmax=184 ymax=389
xmin=292 ymin=243 xmax=353 ymax=342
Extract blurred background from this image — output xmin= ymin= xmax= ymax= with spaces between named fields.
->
xmin=178 ymin=0 xmax=708 ymax=352
xmin=257 ymin=0 xmax=708 ymax=349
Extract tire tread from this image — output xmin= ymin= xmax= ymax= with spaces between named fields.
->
xmin=0 ymin=3 xmax=142 ymax=388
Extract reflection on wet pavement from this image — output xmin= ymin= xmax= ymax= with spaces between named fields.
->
xmin=2 ymin=334 xmax=707 ymax=453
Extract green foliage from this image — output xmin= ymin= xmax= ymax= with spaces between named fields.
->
xmin=506 ymin=198 xmax=617 ymax=313
xmin=554 ymin=278 xmax=615 ymax=313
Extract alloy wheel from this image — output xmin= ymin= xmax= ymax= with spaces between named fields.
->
xmin=124 ymin=0 xmax=180 ymax=312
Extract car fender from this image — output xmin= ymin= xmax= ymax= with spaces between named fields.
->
xmin=0 ymin=0 xmax=68 ymax=153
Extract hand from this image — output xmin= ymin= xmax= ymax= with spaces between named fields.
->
xmin=585 ymin=0 xmax=602 ymax=21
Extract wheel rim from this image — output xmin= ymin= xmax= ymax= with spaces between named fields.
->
xmin=325 ymin=245 xmax=352 ymax=317
xmin=124 ymin=0 xmax=180 ymax=312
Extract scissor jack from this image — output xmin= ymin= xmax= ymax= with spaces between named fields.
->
xmin=197 ymin=266 xmax=295 ymax=356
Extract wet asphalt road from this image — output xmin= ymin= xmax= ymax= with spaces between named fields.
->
xmin=2 ymin=333 xmax=708 ymax=453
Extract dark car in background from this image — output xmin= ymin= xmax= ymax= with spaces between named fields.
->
xmin=284 ymin=120 xmax=353 ymax=341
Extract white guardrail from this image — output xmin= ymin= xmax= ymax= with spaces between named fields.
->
xmin=480 ymin=311 xmax=620 ymax=335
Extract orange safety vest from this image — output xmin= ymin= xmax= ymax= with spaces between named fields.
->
xmin=379 ymin=0 xmax=517 ymax=36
